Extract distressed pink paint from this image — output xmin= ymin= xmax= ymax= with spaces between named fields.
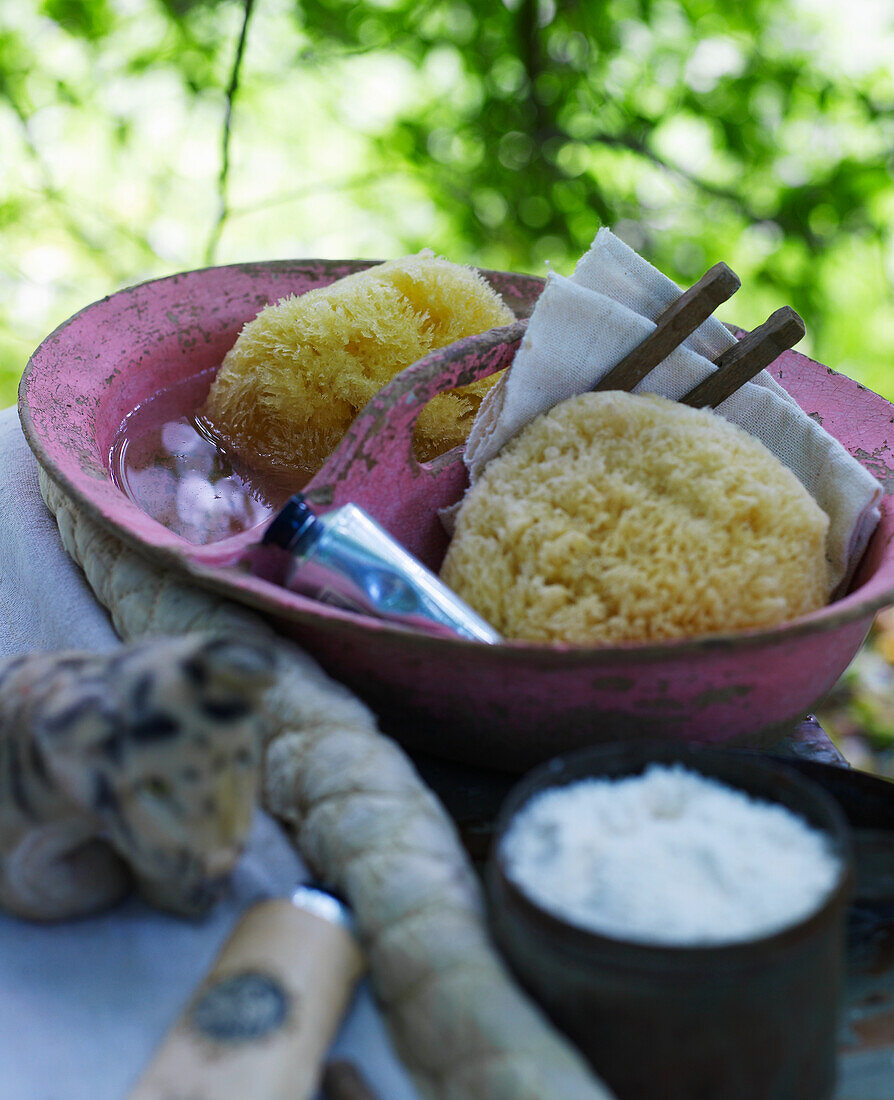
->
xmin=19 ymin=260 xmax=894 ymax=771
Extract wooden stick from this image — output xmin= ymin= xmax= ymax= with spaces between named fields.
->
xmin=593 ymin=262 xmax=740 ymax=393
xmin=322 ymin=1060 xmax=381 ymax=1100
xmin=679 ymin=306 xmax=806 ymax=409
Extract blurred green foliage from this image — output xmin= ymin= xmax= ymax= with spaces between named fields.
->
xmin=818 ymin=613 xmax=894 ymax=776
xmin=3 ymin=0 xmax=894 ymax=407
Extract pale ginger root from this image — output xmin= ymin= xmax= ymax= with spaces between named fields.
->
xmin=0 ymin=633 xmax=274 ymax=921
xmin=202 ymin=253 xmax=515 ymax=480
xmin=441 ymin=391 xmax=832 ymax=644
xmin=40 ymin=468 xmax=615 ymax=1100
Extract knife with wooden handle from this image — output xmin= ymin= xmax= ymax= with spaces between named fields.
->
xmin=129 ymin=886 xmax=364 ymax=1100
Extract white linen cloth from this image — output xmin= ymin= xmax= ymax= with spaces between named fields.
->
xmin=0 ymin=405 xmax=419 ymax=1100
xmin=465 ymin=229 xmax=883 ymax=597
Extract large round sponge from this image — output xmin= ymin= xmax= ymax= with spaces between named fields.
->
xmin=202 ymin=253 xmax=514 ymax=479
xmin=440 ymin=391 xmax=832 ymax=644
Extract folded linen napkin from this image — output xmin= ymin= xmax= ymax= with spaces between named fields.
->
xmin=464 ymin=229 xmax=883 ymax=597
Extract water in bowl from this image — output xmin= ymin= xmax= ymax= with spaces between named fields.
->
xmin=109 ymin=368 xmax=295 ymax=544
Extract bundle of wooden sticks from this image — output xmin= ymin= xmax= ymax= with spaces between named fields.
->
xmin=592 ymin=262 xmax=804 ymax=406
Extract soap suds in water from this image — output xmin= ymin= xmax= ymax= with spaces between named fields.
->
xmin=501 ymin=764 xmax=840 ymax=946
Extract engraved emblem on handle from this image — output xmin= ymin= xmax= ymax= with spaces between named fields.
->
xmin=189 ymin=970 xmax=290 ymax=1043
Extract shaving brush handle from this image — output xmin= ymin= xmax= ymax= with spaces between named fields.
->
xmin=128 ymin=898 xmax=364 ymax=1100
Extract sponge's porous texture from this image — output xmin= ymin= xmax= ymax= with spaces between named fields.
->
xmin=440 ymin=391 xmax=832 ymax=644
xmin=203 ymin=253 xmax=514 ymax=478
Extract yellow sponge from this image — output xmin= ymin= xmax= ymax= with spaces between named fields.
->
xmin=203 ymin=253 xmax=515 ymax=478
xmin=440 ymin=391 xmax=832 ymax=644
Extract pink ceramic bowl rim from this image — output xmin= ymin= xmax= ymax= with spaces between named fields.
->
xmin=18 ymin=259 xmax=894 ymax=662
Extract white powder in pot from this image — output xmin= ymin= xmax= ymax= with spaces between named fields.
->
xmin=500 ymin=764 xmax=841 ymax=946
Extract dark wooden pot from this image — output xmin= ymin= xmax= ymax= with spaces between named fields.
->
xmin=487 ymin=742 xmax=854 ymax=1100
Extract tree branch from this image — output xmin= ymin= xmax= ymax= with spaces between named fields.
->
xmin=2 ymin=88 xmax=131 ymax=278
xmin=227 ymin=171 xmax=390 ymax=218
xmin=516 ymin=0 xmax=613 ymax=225
xmin=205 ymin=0 xmax=257 ymax=266
xmin=591 ymin=130 xmax=765 ymax=225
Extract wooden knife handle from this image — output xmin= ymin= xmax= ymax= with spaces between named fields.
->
xmin=128 ymin=899 xmax=365 ymax=1100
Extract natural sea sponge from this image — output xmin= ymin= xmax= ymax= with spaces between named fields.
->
xmin=440 ymin=391 xmax=832 ymax=644
xmin=202 ymin=253 xmax=515 ymax=479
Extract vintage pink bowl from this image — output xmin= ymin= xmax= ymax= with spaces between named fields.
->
xmin=19 ymin=260 xmax=894 ymax=770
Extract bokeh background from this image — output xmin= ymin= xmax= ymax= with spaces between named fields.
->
xmin=3 ymin=0 xmax=894 ymax=769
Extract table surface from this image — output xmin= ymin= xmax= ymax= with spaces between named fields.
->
xmin=410 ymin=718 xmax=894 ymax=1100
